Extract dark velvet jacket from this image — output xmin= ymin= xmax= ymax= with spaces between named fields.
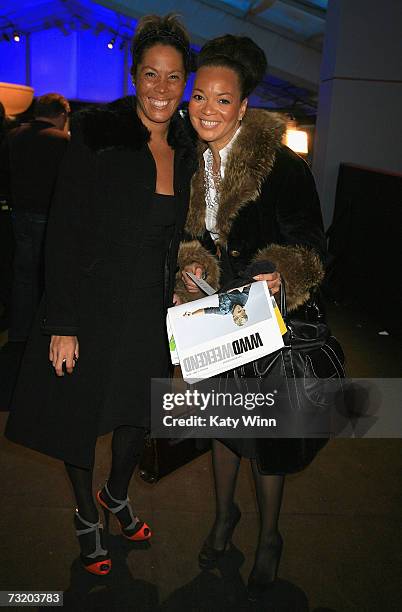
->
xmin=6 ymin=96 xmax=196 ymax=468
xmin=175 ymin=109 xmax=328 ymax=474
xmin=176 ymin=109 xmax=326 ymax=312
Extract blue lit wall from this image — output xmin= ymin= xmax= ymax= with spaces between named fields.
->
xmin=76 ymin=30 xmax=125 ymax=102
xmin=0 ymin=37 xmax=26 ymax=84
xmin=0 ymin=28 xmax=127 ymax=102
xmin=31 ymin=29 xmax=77 ymax=98
xmin=1 ymin=27 xmax=196 ymax=104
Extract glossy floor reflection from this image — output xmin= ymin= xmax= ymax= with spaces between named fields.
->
xmin=0 ymin=302 xmax=401 ymax=611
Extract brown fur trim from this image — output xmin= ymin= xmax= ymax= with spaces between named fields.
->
xmin=174 ymin=285 xmax=205 ymax=304
xmin=184 ymin=157 xmax=207 ymax=238
xmin=175 ymin=240 xmax=221 ymax=304
xmin=185 ymin=109 xmax=286 ymax=243
xmin=253 ymin=244 xmax=325 ymax=311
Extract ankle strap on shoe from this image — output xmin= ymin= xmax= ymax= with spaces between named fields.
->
xmin=103 ymin=482 xmax=139 ymax=531
xmin=75 ymin=511 xmax=108 ymax=558
xmin=104 ymin=482 xmax=130 ymax=513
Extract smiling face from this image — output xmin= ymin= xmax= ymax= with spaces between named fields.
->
xmin=233 ymin=304 xmax=245 ymax=317
xmin=134 ymin=44 xmax=186 ymax=130
xmin=189 ymin=65 xmax=248 ymax=150
xmin=232 ymin=304 xmax=248 ymax=326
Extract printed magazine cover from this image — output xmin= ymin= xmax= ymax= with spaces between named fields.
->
xmin=167 ymin=281 xmax=284 ymax=383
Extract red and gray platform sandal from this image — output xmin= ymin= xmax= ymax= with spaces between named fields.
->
xmin=96 ymin=482 xmax=152 ymax=542
xmin=74 ymin=511 xmax=112 ymax=575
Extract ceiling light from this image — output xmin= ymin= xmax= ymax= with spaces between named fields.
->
xmin=285 ymin=128 xmax=308 ymax=154
xmin=283 ymin=119 xmax=308 ymax=154
xmin=13 ymin=31 xmax=21 ymax=42
xmin=107 ymin=37 xmax=115 ymax=49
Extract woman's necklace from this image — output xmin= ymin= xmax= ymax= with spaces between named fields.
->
xmin=204 ymin=150 xmax=221 ymax=210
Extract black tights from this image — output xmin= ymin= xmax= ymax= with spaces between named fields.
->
xmin=65 ymin=425 xmax=146 ymax=523
xmin=210 ymin=440 xmax=284 ymax=576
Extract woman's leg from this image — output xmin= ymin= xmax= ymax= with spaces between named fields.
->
xmin=65 ymin=462 xmax=98 ymax=523
xmin=207 ymin=439 xmax=241 ymax=549
xmin=108 ymin=425 xmax=145 ymax=496
xmin=65 ymin=425 xmax=145 ymax=541
xmin=99 ymin=425 xmax=146 ymax=529
xmin=250 ymin=460 xmax=285 ymax=582
xmin=65 ymin=461 xmax=111 ymax=574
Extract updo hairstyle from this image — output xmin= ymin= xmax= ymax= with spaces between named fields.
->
xmin=198 ymin=35 xmax=267 ymax=99
xmin=131 ymin=13 xmax=192 ymax=78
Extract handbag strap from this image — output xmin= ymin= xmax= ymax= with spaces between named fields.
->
xmin=279 ymin=279 xmax=288 ymax=321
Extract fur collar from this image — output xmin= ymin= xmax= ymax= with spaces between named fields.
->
xmin=185 ymin=109 xmax=286 ymax=243
xmin=70 ymin=95 xmax=195 ymax=158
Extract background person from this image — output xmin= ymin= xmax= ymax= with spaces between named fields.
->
xmin=3 ymin=93 xmax=70 ymax=342
xmin=0 ymin=100 xmax=14 ymax=331
xmin=6 ymin=14 xmax=195 ymax=576
xmin=176 ymin=34 xmax=326 ymax=601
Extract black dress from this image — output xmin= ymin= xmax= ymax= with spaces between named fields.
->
xmin=6 ymin=192 xmax=179 ymax=468
xmin=97 ymin=192 xmax=178 ymax=433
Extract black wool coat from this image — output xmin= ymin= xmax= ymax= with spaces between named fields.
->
xmin=176 ymin=108 xmax=328 ymax=474
xmin=6 ymin=96 xmax=196 ymax=468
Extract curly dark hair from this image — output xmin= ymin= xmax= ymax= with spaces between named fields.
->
xmin=198 ymin=34 xmax=267 ymax=99
xmin=34 ymin=93 xmax=70 ymax=118
xmin=131 ymin=13 xmax=192 ymax=78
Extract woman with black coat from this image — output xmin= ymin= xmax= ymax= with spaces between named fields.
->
xmin=176 ymin=35 xmax=327 ymax=601
xmin=6 ymin=14 xmax=195 ymax=575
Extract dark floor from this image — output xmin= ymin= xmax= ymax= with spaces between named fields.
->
xmin=0 ymin=303 xmax=402 ymax=612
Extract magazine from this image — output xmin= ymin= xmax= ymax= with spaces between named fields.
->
xmin=167 ymin=280 xmax=284 ymax=383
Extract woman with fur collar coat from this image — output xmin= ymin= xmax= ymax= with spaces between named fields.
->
xmin=176 ymin=35 xmax=327 ymax=601
xmin=6 ymin=15 xmax=196 ymax=577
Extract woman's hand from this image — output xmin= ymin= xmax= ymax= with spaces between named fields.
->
xmin=49 ymin=335 xmax=79 ymax=377
xmin=181 ymin=262 xmax=204 ymax=293
xmin=173 ymin=293 xmax=183 ymax=306
xmin=253 ymin=271 xmax=281 ymax=295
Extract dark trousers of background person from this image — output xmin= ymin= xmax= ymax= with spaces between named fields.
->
xmin=0 ymin=203 xmax=14 ymax=330
xmin=9 ymin=210 xmax=48 ymax=342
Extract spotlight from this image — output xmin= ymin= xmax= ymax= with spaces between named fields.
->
xmin=107 ymin=37 xmax=115 ymax=49
xmin=13 ymin=31 xmax=21 ymax=42
xmin=284 ymin=120 xmax=308 ymax=154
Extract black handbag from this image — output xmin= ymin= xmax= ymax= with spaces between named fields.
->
xmin=234 ymin=283 xmax=345 ymax=474
xmin=138 ymin=435 xmax=207 ymax=483
xmin=239 ymin=283 xmax=345 ymax=378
